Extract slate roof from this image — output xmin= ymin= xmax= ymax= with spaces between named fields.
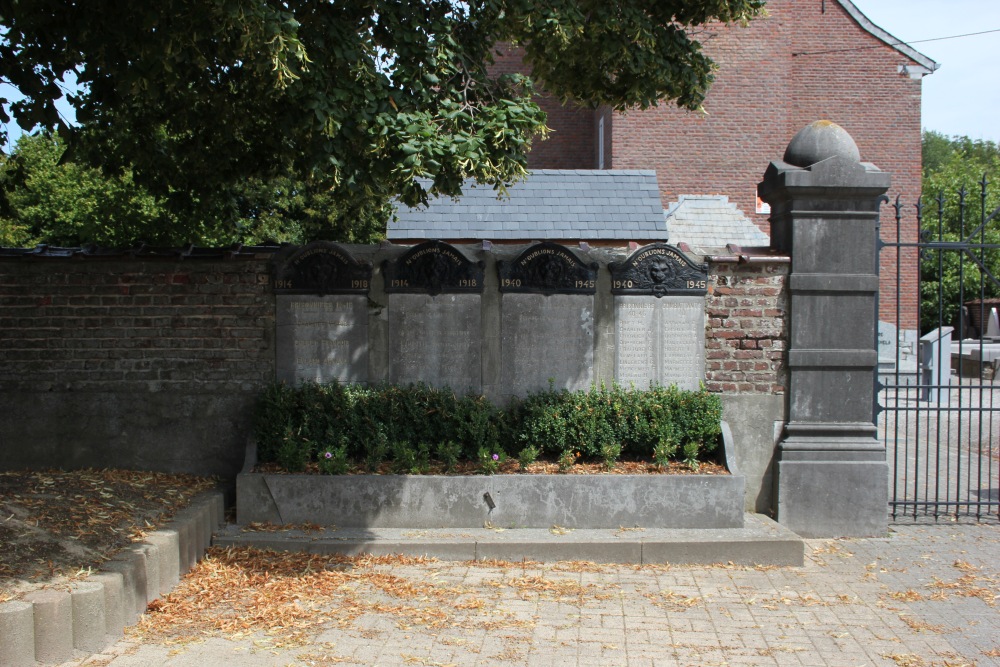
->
xmin=664 ymin=195 xmax=770 ymax=250
xmin=389 ymin=170 xmax=668 ymax=241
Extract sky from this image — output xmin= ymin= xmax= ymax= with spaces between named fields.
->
xmin=3 ymin=2 xmax=1000 ymax=148
xmin=850 ymin=0 xmax=1000 ymax=142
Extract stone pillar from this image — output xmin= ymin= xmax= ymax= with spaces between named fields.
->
xmin=758 ymin=121 xmax=890 ymax=538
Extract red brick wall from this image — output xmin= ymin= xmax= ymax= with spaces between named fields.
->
xmin=706 ymin=260 xmax=788 ymax=395
xmin=491 ymin=44 xmax=597 ymax=169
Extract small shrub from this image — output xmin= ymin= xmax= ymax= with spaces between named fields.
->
xmin=318 ymin=444 xmax=351 ymax=475
xmin=478 ymin=448 xmax=502 ymax=475
xmin=436 ymin=440 xmax=462 ymax=472
xmin=557 ymin=449 xmax=578 ymax=472
xmin=364 ymin=430 xmax=389 ymax=472
xmin=600 ymin=441 xmax=621 ymax=471
xmin=682 ymin=442 xmax=700 ymax=471
xmin=390 ymin=440 xmax=430 ymax=474
xmin=517 ymin=445 xmax=541 ymax=471
xmin=652 ymin=435 xmax=677 ymax=469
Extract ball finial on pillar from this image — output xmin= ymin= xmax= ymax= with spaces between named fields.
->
xmin=783 ymin=120 xmax=861 ymax=167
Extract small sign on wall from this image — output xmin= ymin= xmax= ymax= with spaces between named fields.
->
xmin=756 ymin=189 xmax=771 ymax=215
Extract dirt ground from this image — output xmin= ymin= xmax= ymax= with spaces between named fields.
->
xmin=0 ymin=469 xmax=217 ymax=602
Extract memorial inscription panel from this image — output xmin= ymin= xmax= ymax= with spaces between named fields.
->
xmin=276 ymin=295 xmax=369 ymax=384
xmin=610 ymin=243 xmax=708 ymax=391
xmin=500 ymin=294 xmax=594 ymax=396
xmin=388 ymin=294 xmax=482 ymax=393
xmin=615 ymin=296 xmax=705 ymax=390
xmin=272 ymin=242 xmax=372 ymax=384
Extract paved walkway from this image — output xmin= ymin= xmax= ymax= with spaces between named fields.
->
xmin=64 ymin=523 xmax=999 ymax=667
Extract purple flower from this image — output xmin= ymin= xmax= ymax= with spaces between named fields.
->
xmin=492 ymin=453 xmax=499 ymax=461
xmin=324 ymin=452 xmax=333 ymax=459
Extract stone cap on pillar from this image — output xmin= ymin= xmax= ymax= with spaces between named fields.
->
xmin=758 ymin=121 xmax=891 ymax=253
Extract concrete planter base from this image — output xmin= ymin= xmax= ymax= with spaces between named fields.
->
xmin=237 ymin=424 xmax=744 ymax=530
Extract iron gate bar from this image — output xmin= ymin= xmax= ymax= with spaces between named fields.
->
xmin=879 ymin=184 xmax=999 ymax=523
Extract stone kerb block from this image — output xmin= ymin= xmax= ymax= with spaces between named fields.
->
xmin=0 ymin=600 xmax=35 ymax=667
xmin=70 ymin=581 xmax=107 ymax=653
xmin=23 ymin=588 xmax=73 ymax=664
xmin=144 ymin=530 xmax=181 ymax=594
xmin=89 ymin=571 xmax=126 ymax=640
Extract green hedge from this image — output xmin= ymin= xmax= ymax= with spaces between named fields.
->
xmin=254 ymin=382 xmax=722 ymax=473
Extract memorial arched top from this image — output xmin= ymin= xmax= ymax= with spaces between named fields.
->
xmin=609 ymin=243 xmax=708 ymax=297
xmin=382 ymin=240 xmax=485 ymax=295
xmin=497 ymin=242 xmax=599 ymax=295
xmin=272 ymin=241 xmax=372 ymax=295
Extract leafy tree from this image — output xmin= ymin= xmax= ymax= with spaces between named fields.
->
xmin=0 ymin=133 xmax=177 ymax=246
xmin=0 ymin=132 xmax=387 ymax=246
xmin=919 ymin=132 xmax=1000 ymax=333
xmin=0 ymin=0 xmax=765 ymax=240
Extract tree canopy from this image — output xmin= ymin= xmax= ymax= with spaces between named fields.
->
xmin=0 ymin=0 xmax=764 ymax=243
xmin=0 ymin=132 xmax=388 ymax=247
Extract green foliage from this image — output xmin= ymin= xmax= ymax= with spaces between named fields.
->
xmin=0 ymin=133 xmax=178 ymax=246
xmin=317 ymin=444 xmax=351 ymax=475
xmin=477 ymin=449 xmax=503 ymax=475
xmin=557 ymin=449 xmax=578 ymax=472
xmin=436 ymin=441 xmax=463 ymax=473
xmin=253 ymin=381 xmax=723 ymax=473
xmin=919 ymin=131 xmax=1000 ymax=333
xmin=517 ymin=445 xmax=541 ymax=471
xmin=0 ymin=132 xmax=387 ymax=247
xmin=1 ymin=0 xmax=764 ymax=240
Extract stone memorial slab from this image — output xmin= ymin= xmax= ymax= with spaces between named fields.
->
xmin=497 ymin=242 xmax=598 ymax=294
xmin=388 ymin=294 xmax=482 ymax=392
xmin=500 ymin=294 xmax=594 ymax=396
xmin=383 ymin=240 xmax=484 ymax=295
xmin=615 ymin=296 xmax=705 ymax=391
xmin=276 ymin=295 xmax=369 ymax=384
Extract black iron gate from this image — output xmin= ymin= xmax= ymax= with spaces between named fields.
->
xmin=878 ymin=182 xmax=1000 ymax=522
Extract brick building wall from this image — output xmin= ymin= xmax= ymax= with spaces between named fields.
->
xmin=509 ymin=0 xmax=924 ymax=330
xmin=0 ymin=257 xmax=275 ymax=475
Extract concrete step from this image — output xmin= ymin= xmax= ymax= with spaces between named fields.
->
xmin=213 ymin=513 xmax=804 ymax=566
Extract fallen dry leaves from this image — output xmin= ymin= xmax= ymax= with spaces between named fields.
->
xmin=0 ymin=469 xmax=216 ymax=592
xmin=133 ymin=547 xmax=538 ymax=648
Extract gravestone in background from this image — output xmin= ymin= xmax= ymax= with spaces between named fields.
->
xmin=383 ymin=241 xmax=485 ymax=392
xmin=610 ymin=244 xmax=709 ymax=391
xmin=497 ymin=243 xmax=598 ymax=395
xmin=272 ymin=242 xmax=372 ymax=384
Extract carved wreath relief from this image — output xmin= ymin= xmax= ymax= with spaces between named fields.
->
xmin=382 ymin=240 xmax=485 ymax=295
xmin=609 ymin=243 xmax=708 ymax=297
xmin=497 ymin=242 xmax=599 ymax=294
xmin=272 ymin=241 xmax=372 ymax=295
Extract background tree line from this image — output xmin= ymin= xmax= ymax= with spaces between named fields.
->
xmin=919 ymin=130 xmax=1000 ymax=334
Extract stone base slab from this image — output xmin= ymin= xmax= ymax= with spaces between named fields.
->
xmin=775 ymin=459 xmax=888 ymax=538
xmin=215 ymin=513 xmax=804 ymax=566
